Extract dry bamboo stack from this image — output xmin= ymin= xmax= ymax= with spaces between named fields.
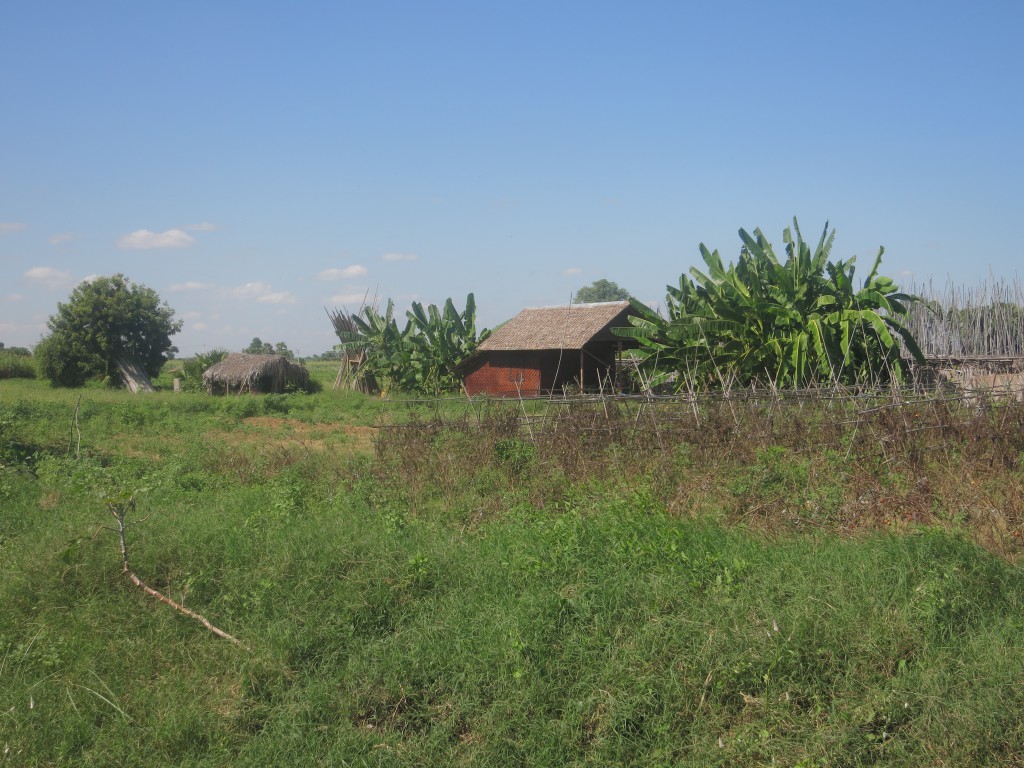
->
xmin=903 ymin=277 xmax=1024 ymax=397
xmin=904 ymin=277 xmax=1024 ymax=359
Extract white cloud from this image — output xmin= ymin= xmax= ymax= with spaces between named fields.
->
xmin=78 ymin=274 xmax=100 ymax=285
xmin=181 ymin=311 xmax=202 ymax=320
xmin=191 ymin=322 xmax=209 ymax=331
xmin=187 ymin=222 xmax=218 ymax=232
xmin=117 ymin=228 xmax=195 ymax=250
xmin=5 ymin=293 xmax=23 ymax=301
xmin=562 ymin=267 xmax=583 ymax=277
xmin=49 ymin=233 xmax=73 ymax=245
xmin=256 ymin=291 xmax=296 ymax=304
xmin=329 ymin=292 xmax=371 ymax=306
xmin=0 ymin=222 xmax=26 ymax=234
xmin=381 ymin=252 xmax=418 ymax=262
xmin=230 ymin=281 xmax=274 ymax=299
xmin=169 ymin=281 xmax=214 ymax=291
xmin=24 ymin=266 xmax=71 ymax=287
xmin=229 ymin=282 xmax=296 ymax=304
xmin=317 ymin=265 xmax=368 ymax=281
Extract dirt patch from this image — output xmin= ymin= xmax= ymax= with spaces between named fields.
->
xmin=38 ymin=490 xmax=60 ymax=510
xmin=233 ymin=417 xmax=375 ymax=453
xmin=108 ymin=417 xmax=377 ymax=463
xmin=341 ymin=425 xmax=376 ymax=453
xmin=243 ymin=416 xmax=317 ymax=433
xmin=121 ymin=447 xmax=163 ymax=461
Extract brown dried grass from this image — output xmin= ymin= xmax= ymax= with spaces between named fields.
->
xmin=375 ymin=391 xmax=1024 ymax=556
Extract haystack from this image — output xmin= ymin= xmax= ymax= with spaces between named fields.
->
xmin=203 ymin=353 xmax=310 ymax=395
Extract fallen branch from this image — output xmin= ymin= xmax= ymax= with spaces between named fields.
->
xmin=107 ymin=496 xmax=245 ymax=648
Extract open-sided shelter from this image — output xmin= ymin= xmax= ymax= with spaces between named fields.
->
xmin=203 ymin=353 xmax=311 ymax=395
xmin=459 ymin=301 xmax=637 ymax=397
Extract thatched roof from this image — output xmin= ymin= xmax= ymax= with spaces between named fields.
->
xmin=203 ymin=353 xmax=310 ymax=394
xmin=478 ymin=301 xmax=633 ymax=351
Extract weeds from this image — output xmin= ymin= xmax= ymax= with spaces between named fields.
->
xmin=0 ymin=350 xmax=36 ymax=379
xmin=4 ymin=377 xmax=1024 ymax=764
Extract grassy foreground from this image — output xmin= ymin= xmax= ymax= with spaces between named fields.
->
xmin=2 ymin=379 xmax=1024 ymax=766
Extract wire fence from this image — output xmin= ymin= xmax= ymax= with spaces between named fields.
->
xmin=375 ymin=377 xmax=1024 ymax=464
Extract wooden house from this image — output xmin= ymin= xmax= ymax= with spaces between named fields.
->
xmin=459 ymin=301 xmax=637 ymax=397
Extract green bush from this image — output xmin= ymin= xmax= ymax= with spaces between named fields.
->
xmin=175 ymin=349 xmax=230 ymax=392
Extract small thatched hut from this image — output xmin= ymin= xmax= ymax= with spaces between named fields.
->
xmin=203 ymin=353 xmax=311 ymax=395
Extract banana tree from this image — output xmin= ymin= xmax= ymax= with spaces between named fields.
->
xmin=405 ymin=293 xmax=487 ymax=394
xmin=330 ymin=293 xmax=488 ymax=395
xmin=615 ymin=219 xmax=924 ymax=390
xmin=332 ymin=300 xmax=413 ymax=395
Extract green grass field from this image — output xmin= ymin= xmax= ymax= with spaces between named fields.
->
xmin=3 ymin=376 xmax=1024 ymax=765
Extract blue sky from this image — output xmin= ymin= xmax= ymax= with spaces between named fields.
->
xmin=2 ymin=1 xmax=1021 ymax=356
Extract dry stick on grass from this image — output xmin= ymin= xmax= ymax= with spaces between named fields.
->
xmin=107 ymin=496 xmax=246 ymax=648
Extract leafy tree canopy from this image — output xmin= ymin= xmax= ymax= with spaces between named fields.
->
xmin=35 ymin=274 xmax=182 ymax=388
xmin=244 ymin=338 xmax=295 ymax=359
xmin=574 ymin=279 xmax=632 ymax=303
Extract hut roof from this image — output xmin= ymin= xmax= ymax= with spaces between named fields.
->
xmin=203 ymin=353 xmax=309 ymax=393
xmin=477 ymin=301 xmax=633 ymax=351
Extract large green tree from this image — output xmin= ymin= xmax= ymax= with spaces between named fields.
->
xmin=574 ymin=279 xmax=632 ymax=303
xmin=35 ymin=274 xmax=182 ymax=387
xmin=615 ymin=220 xmax=924 ymax=389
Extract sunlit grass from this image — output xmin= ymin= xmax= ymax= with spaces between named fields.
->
xmin=3 ymin=381 xmax=1024 ymax=764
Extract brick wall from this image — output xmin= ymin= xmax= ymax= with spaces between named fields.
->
xmin=464 ymin=352 xmax=543 ymax=397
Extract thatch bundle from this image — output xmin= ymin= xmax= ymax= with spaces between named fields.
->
xmin=332 ymin=350 xmax=379 ymax=393
xmin=203 ymin=353 xmax=310 ymax=395
xmin=326 ymin=306 xmax=377 ymax=392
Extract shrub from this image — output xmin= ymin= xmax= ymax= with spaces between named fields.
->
xmin=176 ymin=349 xmax=230 ymax=392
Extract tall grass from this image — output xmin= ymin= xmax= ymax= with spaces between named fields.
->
xmin=0 ymin=350 xmax=36 ymax=379
xmin=3 ymin=378 xmax=1024 ymax=764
